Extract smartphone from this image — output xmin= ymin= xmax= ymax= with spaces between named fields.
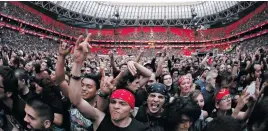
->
xmin=246 ymin=81 xmax=256 ymax=96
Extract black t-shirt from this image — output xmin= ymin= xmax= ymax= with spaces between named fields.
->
xmin=12 ymin=96 xmax=27 ymax=128
xmin=201 ymin=88 xmax=215 ymax=115
xmin=135 ymin=88 xmax=148 ymax=107
xmin=20 ymin=89 xmax=35 ymax=101
xmin=97 ymin=114 xmax=148 ymax=131
xmin=135 ymin=106 xmax=166 ymax=131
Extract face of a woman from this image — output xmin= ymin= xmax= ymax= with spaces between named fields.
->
xmin=195 ymin=94 xmax=205 ymax=109
xmin=163 ymin=75 xmax=172 ymax=87
xmin=216 ymin=94 xmax=232 ymax=111
xmin=180 ymin=78 xmax=191 ymax=95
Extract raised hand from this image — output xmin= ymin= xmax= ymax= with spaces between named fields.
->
xmin=251 ymin=78 xmax=260 ymax=101
xmin=127 ymin=61 xmax=137 ymax=76
xmin=100 ymin=64 xmax=124 ymax=95
xmin=108 ymin=50 xmax=114 ymax=58
xmin=59 ymin=42 xmax=72 ymax=57
xmin=236 ymin=90 xmax=251 ymax=111
xmin=72 ymin=34 xmax=92 ymax=64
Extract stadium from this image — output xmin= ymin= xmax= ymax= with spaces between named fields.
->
xmin=0 ymin=1 xmax=267 ymax=55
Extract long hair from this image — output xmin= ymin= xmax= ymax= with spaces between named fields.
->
xmin=164 ymin=97 xmax=201 ymax=131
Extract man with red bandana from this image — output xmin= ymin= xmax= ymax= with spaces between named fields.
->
xmin=68 ymin=34 xmax=147 ymax=131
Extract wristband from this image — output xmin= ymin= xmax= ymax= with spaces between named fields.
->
xmin=97 ymin=89 xmax=109 ymax=99
xmin=70 ymin=74 xmax=81 ymax=80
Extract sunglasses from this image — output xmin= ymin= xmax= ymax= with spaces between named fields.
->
xmin=218 ymin=95 xmax=232 ymax=102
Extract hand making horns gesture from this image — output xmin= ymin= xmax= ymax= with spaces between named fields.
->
xmin=72 ymin=33 xmax=92 ymax=64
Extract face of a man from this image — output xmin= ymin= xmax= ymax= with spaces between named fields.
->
xmin=24 ymin=104 xmax=48 ymax=130
xmin=226 ymin=65 xmax=232 ymax=73
xmin=163 ymin=74 xmax=172 ymax=87
xmin=194 ymin=62 xmax=199 ymax=67
xmin=40 ymin=62 xmax=47 ymax=71
xmin=219 ymin=64 xmax=226 ymax=72
xmin=109 ymin=99 xmax=132 ymax=121
xmin=172 ymin=71 xmax=179 ymax=79
xmin=254 ymin=64 xmax=262 ymax=78
xmin=147 ymin=93 xmax=165 ymax=114
xmin=90 ymin=62 xmax=96 ymax=69
xmin=120 ymin=65 xmax=127 ymax=72
xmin=81 ymin=78 xmax=97 ymax=101
xmin=162 ymin=68 xmax=169 ymax=75
xmin=208 ymin=73 xmax=218 ymax=88
xmin=84 ymin=68 xmax=91 ymax=74
xmin=147 ymin=74 xmax=156 ymax=87
xmin=174 ymin=63 xmax=180 ymax=69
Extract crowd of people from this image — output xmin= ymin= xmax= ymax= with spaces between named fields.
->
xmin=0 ymin=2 xmax=80 ymax=36
xmin=0 ymin=28 xmax=58 ymax=53
xmin=231 ymin=7 xmax=268 ymax=35
xmin=0 ymin=1 xmax=268 ymax=131
xmin=0 ymin=23 xmax=267 ymax=131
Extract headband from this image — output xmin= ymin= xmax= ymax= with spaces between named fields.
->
xmin=147 ymin=83 xmax=168 ymax=96
xmin=216 ymin=88 xmax=230 ymax=101
xmin=178 ymin=76 xmax=190 ymax=85
xmin=110 ymin=89 xmax=135 ymax=109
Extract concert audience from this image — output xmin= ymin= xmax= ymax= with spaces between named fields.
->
xmin=0 ymin=2 xmax=267 ymax=131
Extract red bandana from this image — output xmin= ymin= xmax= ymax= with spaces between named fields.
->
xmin=110 ymin=89 xmax=135 ymax=109
xmin=178 ymin=76 xmax=190 ymax=86
xmin=216 ymin=88 xmax=230 ymax=101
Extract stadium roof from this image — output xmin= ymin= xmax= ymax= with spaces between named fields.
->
xmin=50 ymin=1 xmax=239 ymax=19
xmin=26 ymin=1 xmax=261 ymax=28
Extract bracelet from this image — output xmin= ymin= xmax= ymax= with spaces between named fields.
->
xmin=97 ymin=89 xmax=109 ymax=99
xmin=70 ymin=74 xmax=81 ymax=80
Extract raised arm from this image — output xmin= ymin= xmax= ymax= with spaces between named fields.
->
xmin=135 ymin=47 xmax=144 ymax=63
xmin=155 ymin=47 xmax=168 ymax=77
xmin=200 ymin=53 xmax=209 ymax=66
xmin=127 ymin=61 xmax=153 ymax=89
xmin=232 ymin=79 xmax=259 ymax=121
xmin=55 ymin=42 xmax=71 ymax=96
xmin=155 ymin=56 xmax=165 ymax=77
xmin=109 ymin=51 xmax=120 ymax=73
xmin=97 ymin=62 xmax=124 ymax=111
xmin=69 ymin=34 xmax=105 ymax=123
